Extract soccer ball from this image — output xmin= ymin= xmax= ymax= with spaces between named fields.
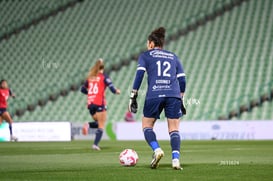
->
xmin=119 ymin=149 xmax=139 ymax=166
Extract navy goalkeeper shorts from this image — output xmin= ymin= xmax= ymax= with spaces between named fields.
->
xmin=143 ymin=97 xmax=182 ymax=119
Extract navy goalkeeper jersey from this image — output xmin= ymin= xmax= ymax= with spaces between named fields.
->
xmin=133 ymin=48 xmax=186 ymax=100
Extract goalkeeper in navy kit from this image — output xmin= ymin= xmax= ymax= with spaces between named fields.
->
xmin=129 ymin=27 xmax=186 ymax=170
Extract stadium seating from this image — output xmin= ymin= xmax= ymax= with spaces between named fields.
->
xmin=1 ymin=0 xmax=272 ymax=122
xmin=1 ymin=0 xmax=230 ymax=116
xmin=165 ymin=0 xmax=273 ymax=120
xmin=0 ymin=0 xmax=74 ymax=37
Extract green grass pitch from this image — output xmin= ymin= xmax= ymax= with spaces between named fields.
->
xmin=0 ymin=140 xmax=273 ymax=181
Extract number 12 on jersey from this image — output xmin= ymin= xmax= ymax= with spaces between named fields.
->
xmin=156 ymin=61 xmax=171 ymax=77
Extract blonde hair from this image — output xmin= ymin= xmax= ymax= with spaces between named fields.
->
xmin=87 ymin=59 xmax=104 ymax=79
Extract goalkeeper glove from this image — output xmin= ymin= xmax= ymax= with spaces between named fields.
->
xmin=129 ymin=91 xmax=138 ymax=113
xmin=181 ymin=98 xmax=186 ymax=115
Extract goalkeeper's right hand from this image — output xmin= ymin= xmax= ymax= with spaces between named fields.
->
xmin=129 ymin=91 xmax=138 ymax=113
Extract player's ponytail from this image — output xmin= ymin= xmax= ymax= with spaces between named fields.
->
xmin=87 ymin=59 xmax=104 ymax=79
xmin=148 ymin=27 xmax=166 ymax=47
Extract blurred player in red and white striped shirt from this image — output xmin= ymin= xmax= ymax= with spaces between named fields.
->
xmin=81 ymin=59 xmax=120 ymax=150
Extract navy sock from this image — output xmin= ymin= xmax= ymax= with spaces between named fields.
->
xmin=9 ymin=124 xmax=13 ymax=136
xmin=89 ymin=122 xmax=98 ymax=128
xmin=143 ymin=128 xmax=160 ymax=151
xmin=94 ymin=128 xmax=103 ymax=146
xmin=170 ymin=131 xmax=181 ymax=159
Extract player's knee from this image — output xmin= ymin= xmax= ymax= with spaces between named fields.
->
xmin=142 ymin=118 xmax=155 ymax=129
xmin=142 ymin=124 xmax=153 ymax=130
xmin=168 ymin=127 xmax=180 ymax=133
